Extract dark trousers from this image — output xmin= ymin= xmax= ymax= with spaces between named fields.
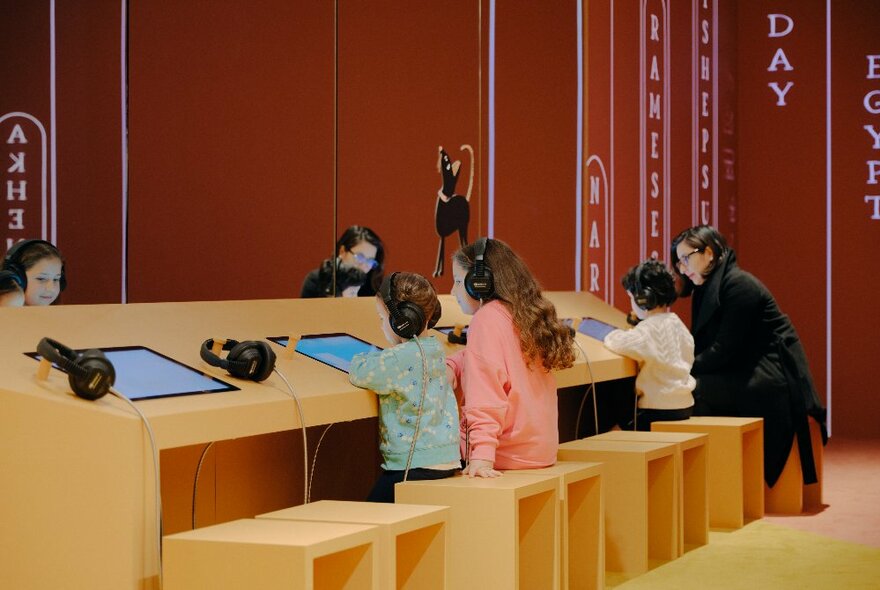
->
xmin=628 ymin=406 xmax=693 ymax=431
xmin=367 ymin=467 xmax=459 ymax=503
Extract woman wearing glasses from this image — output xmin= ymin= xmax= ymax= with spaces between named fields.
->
xmin=300 ymin=225 xmax=386 ymax=298
xmin=670 ymin=225 xmax=826 ymax=489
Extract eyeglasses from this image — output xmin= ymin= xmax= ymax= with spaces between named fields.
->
xmin=350 ymin=251 xmax=378 ymax=269
xmin=676 ymin=248 xmax=704 ymax=270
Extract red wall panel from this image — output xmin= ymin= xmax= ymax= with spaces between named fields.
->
xmin=128 ymin=1 xmax=335 ymax=302
xmin=828 ymin=0 xmax=880 ymax=436
xmin=492 ymin=0 xmax=579 ymax=291
xmin=336 ymin=0 xmax=482 ymax=295
xmin=1 ymin=1 xmax=122 ymax=304
xmin=737 ymin=0 xmax=829 ymax=427
xmin=584 ymin=0 xmax=735 ymax=319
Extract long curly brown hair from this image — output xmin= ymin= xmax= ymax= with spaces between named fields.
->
xmin=453 ymin=238 xmax=575 ymax=372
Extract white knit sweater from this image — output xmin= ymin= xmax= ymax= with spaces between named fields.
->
xmin=603 ymin=312 xmax=696 ymax=410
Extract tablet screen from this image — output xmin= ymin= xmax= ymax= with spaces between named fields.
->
xmin=25 ymin=346 xmax=239 ymax=400
xmin=577 ymin=318 xmax=618 ymax=341
xmin=268 ymin=333 xmax=381 ymax=373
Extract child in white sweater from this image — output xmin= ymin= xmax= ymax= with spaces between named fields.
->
xmin=603 ymin=259 xmax=695 ymax=431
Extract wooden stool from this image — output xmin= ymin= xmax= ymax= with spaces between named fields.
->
xmin=652 ymin=416 xmax=764 ymax=529
xmin=557 ymin=439 xmax=676 ymax=575
xmin=257 ymin=501 xmax=449 ymax=590
xmin=395 ymin=473 xmax=559 ymax=590
xmin=504 ymin=462 xmax=605 ymax=590
xmin=590 ymin=431 xmax=709 ymax=554
xmin=163 ymin=518 xmax=380 ymax=589
xmin=765 ymin=416 xmax=824 ymax=514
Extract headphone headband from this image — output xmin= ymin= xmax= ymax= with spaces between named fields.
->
xmin=36 ymin=337 xmax=115 ymax=400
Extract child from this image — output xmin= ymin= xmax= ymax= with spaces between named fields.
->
xmin=0 ymin=270 xmax=25 ymax=307
xmin=349 ymin=271 xmax=460 ymax=502
xmin=603 ymin=259 xmax=695 ymax=431
xmin=2 ymin=239 xmax=66 ymax=306
xmin=447 ymin=237 xmax=576 ymax=478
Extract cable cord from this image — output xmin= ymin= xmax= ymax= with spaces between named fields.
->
xmin=403 ymin=336 xmax=430 ymax=482
xmin=192 ymin=441 xmax=215 ymax=529
xmin=109 ymin=387 xmax=163 ymax=589
xmin=273 ymin=367 xmax=310 ymax=504
xmin=573 ymin=340 xmax=599 ymax=439
xmin=307 ymin=423 xmax=334 ymax=504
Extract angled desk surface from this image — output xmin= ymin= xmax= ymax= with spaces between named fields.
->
xmin=0 ymin=292 xmax=634 ymax=450
xmin=0 ymin=291 xmax=634 ymax=590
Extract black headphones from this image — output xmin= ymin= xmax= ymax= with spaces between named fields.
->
xmin=632 ymin=263 xmax=658 ymax=311
xmin=200 ymin=339 xmax=276 ymax=382
xmin=3 ymin=239 xmax=67 ymax=292
xmin=36 ymin=337 xmax=116 ymax=400
xmin=380 ymin=272 xmax=441 ymax=340
xmin=464 ymin=237 xmax=495 ymax=300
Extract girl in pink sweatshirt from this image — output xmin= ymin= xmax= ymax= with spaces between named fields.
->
xmin=446 ymin=238 xmax=576 ymax=478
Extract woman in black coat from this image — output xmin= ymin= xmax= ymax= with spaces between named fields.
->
xmin=671 ymin=225 xmax=826 ymax=488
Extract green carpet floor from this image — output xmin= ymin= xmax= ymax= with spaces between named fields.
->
xmin=609 ymin=520 xmax=880 ymax=589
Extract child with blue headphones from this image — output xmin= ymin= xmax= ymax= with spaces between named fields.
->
xmin=349 ymin=271 xmax=461 ymax=502
xmin=603 ymin=259 xmax=695 ymax=430
xmin=2 ymin=239 xmax=66 ymax=306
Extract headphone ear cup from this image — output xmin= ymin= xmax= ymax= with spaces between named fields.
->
xmin=69 ymin=349 xmax=115 ymax=400
xmin=464 ymin=268 xmax=494 ymax=300
xmin=464 ymin=238 xmax=494 ymax=300
xmin=634 ymin=285 xmax=657 ymax=310
xmin=227 ymin=340 xmax=275 ymax=382
xmin=394 ymin=301 xmax=426 ymax=340
xmin=251 ymin=341 xmax=276 ymax=382
xmin=1 ymin=265 xmax=27 ymax=291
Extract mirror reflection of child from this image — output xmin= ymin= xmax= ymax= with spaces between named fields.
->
xmin=2 ymin=240 xmax=66 ymax=306
xmin=349 ymin=272 xmax=460 ymax=502
xmin=602 ymin=259 xmax=695 ymax=431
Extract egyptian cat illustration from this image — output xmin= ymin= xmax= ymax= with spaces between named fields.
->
xmin=433 ymin=144 xmax=474 ymax=277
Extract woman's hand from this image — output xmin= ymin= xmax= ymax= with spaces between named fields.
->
xmin=462 ymin=459 xmax=501 ymax=478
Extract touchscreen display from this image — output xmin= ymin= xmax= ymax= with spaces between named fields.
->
xmin=577 ymin=318 xmax=618 ymax=341
xmin=268 ymin=333 xmax=381 ymax=373
xmin=26 ymin=346 xmax=239 ymax=400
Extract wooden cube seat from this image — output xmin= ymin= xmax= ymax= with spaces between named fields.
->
xmin=257 ymin=501 xmax=449 ymax=590
xmin=589 ymin=430 xmax=708 ymax=554
xmin=652 ymin=416 xmax=764 ymax=529
xmin=504 ymin=461 xmax=605 ymax=590
xmin=557 ymin=439 xmax=677 ymax=575
xmin=395 ymin=473 xmax=560 ymax=590
xmin=163 ymin=518 xmax=380 ymax=590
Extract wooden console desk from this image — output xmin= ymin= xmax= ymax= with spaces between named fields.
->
xmin=0 ymin=292 xmax=634 ymax=590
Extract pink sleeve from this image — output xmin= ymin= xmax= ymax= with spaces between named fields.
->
xmin=446 ymin=349 xmax=464 ymax=391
